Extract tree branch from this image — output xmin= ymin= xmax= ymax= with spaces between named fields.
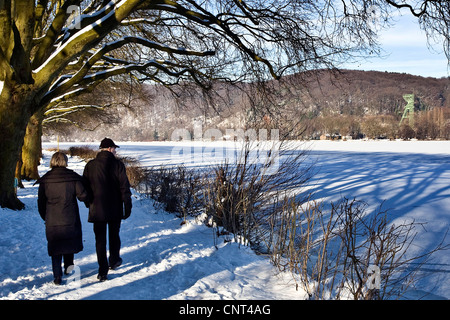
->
xmin=32 ymin=0 xmax=82 ymax=69
xmin=0 ymin=46 xmax=14 ymax=79
xmin=44 ymin=35 xmax=215 ymax=103
xmin=33 ymin=0 xmax=143 ymax=88
xmin=385 ymin=0 xmax=428 ymax=17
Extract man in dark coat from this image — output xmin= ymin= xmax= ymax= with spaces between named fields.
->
xmin=83 ymin=138 xmax=132 ymax=281
xmin=37 ymin=152 xmax=88 ymax=285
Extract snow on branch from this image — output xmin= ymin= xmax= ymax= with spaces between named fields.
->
xmin=43 ymin=35 xmax=215 ymax=105
xmin=43 ymin=116 xmax=103 ymax=131
xmin=79 ymin=59 xmax=205 ymax=85
xmin=33 ymin=0 xmax=140 ymax=85
xmin=43 ymin=103 xmax=107 ymax=131
xmin=46 ymin=87 xmax=87 ymax=108
xmin=44 ymin=104 xmax=105 ymax=116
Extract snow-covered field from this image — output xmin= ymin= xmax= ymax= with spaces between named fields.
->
xmin=1 ymin=140 xmax=449 ymax=300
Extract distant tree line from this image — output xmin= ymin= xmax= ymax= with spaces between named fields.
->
xmin=301 ymin=109 xmax=450 ymax=140
xmin=46 ymin=70 xmax=450 ymax=142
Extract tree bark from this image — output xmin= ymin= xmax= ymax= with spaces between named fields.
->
xmin=21 ymin=110 xmax=43 ymax=181
xmin=0 ymin=81 xmax=35 ymax=210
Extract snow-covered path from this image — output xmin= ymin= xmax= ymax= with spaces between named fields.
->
xmin=0 ymin=151 xmax=301 ymax=300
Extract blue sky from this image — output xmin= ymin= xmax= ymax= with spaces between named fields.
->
xmin=344 ymin=13 xmax=449 ymax=78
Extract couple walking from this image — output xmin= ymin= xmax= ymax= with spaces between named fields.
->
xmin=36 ymin=138 xmax=132 ymax=285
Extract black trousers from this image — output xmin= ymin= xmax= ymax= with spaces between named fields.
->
xmin=51 ymin=254 xmax=74 ymax=278
xmin=93 ymin=221 xmax=121 ymax=276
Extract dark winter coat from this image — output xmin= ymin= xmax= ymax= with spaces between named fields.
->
xmin=37 ymin=167 xmax=88 ymax=256
xmin=83 ymin=151 xmax=132 ymax=222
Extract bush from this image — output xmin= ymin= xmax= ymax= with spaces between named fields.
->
xmin=203 ymin=162 xmax=262 ymax=242
xmin=266 ymin=196 xmax=448 ymax=300
xmin=123 ymin=160 xmax=152 ymax=191
xmin=68 ymin=146 xmax=98 ymax=161
xmin=142 ymin=165 xmax=205 ymax=219
xmin=398 ymin=124 xmax=416 ymax=140
xmin=201 ymin=141 xmax=313 ymax=246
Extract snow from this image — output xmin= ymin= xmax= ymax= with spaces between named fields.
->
xmin=304 ymin=140 xmax=450 ymax=300
xmin=0 ymin=146 xmax=301 ymax=300
xmin=1 ymin=140 xmax=449 ymax=300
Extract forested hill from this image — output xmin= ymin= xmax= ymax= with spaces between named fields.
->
xmin=295 ymin=70 xmax=450 ymax=139
xmin=44 ymin=69 xmax=450 ymax=141
xmin=299 ymin=69 xmax=449 ymax=115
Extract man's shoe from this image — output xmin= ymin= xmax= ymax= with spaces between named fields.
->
xmin=109 ymin=258 xmax=122 ymax=270
xmin=97 ymin=274 xmax=108 ymax=282
xmin=54 ymin=277 xmax=62 ymax=285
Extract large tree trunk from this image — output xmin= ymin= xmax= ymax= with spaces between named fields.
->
xmin=0 ymin=82 xmax=35 ymax=210
xmin=0 ymin=2 xmax=37 ymax=210
xmin=0 ymin=118 xmax=27 ymax=210
xmin=21 ymin=110 xmax=43 ymax=181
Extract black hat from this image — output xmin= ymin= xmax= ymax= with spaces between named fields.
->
xmin=99 ymin=138 xmax=120 ymax=149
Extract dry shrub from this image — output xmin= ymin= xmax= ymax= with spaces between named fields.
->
xmin=142 ymin=165 xmax=205 ymax=219
xmin=68 ymin=146 xmax=98 ymax=161
xmin=267 ymin=197 xmax=448 ymax=300
xmin=200 ymin=140 xmax=313 ymax=246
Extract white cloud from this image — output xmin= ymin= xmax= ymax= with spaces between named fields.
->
xmin=344 ymin=13 xmax=449 ymax=77
xmin=379 ymin=14 xmax=428 ymax=48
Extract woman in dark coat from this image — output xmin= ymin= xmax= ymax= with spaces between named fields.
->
xmin=36 ymin=152 xmax=88 ymax=285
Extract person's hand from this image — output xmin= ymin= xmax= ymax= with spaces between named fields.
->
xmin=123 ymin=204 xmax=132 ymax=220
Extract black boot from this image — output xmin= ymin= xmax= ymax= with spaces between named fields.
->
xmin=109 ymin=258 xmax=122 ymax=270
xmin=97 ymin=274 xmax=108 ymax=282
xmin=54 ymin=276 xmax=62 ymax=285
